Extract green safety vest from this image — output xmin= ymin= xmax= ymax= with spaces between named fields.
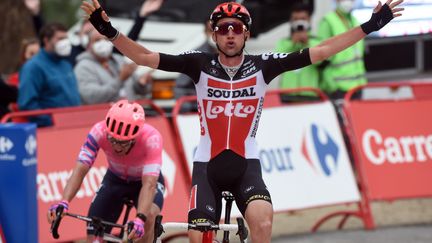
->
xmin=319 ymin=11 xmax=367 ymax=94
xmin=274 ymin=36 xmax=321 ymax=96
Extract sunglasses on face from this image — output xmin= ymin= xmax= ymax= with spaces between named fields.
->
xmin=214 ymin=22 xmax=246 ymax=35
xmin=107 ymin=135 xmax=133 ymax=147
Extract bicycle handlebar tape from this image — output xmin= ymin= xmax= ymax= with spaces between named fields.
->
xmin=89 ymin=8 xmax=119 ymax=41
xmin=361 ymin=4 xmax=394 ymax=34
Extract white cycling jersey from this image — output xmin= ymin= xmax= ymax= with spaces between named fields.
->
xmin=159 ymin=50 xmax=311 ymax=161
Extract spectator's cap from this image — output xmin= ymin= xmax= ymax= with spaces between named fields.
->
xmin=105 ymin=100 xmax=145 ymax=140
xmin=210 ymin=2 xmax=252 ymax=30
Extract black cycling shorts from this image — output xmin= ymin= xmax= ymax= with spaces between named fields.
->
xmin=188 ymin=149 xmax=272 ymax=224
xmin=87 ymin=170 xmax=165 ymax=234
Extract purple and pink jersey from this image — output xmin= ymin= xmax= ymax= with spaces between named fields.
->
xmin=78 ymin=121 xmax=163 ymax=181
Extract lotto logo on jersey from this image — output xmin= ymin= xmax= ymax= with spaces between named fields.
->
xmin=204 ymin=100 xmax=256 ymax=119
xmin=261 ymin=52 xmax=289 ymax=60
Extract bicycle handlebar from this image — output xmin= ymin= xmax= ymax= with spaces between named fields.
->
xmin=50 ymin=205 xmax=134 ymax=242
xmin=153 ymin=215 xmax=249 ymax=243
xmin=50 ymin=206 xmax=64 ymax=239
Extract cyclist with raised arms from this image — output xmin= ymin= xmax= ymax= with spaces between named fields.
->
xmin=81 ymin=1 xmax=404 ymax=242
xmin=47 ymin=100 xmax=165 ymax=243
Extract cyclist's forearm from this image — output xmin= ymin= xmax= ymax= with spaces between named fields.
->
xmin=112 ymin=34 xmax=160 ymax=68
xmin=136 ymin=178 xmax=157 ymax=216
xmin=309 ymin=26 xmax=365 ymax=64
xmin=62 ymin=163 xmax=90 ymax=202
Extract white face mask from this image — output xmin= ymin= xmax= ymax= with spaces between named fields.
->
xmin=80 ymin=35 xmax=89 ymax=49
xmin=54 ymin=38 xmax=72 ymax=57
xmin=338 ymin=0 xmax=355 ymax=13
xmin=92 ymin=39 xmax=113 ymax=58
xmin=290 ymin=20 xmax=311 ymax=32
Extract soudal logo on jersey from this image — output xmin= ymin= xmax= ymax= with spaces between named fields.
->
xmin=208 ymin=87 xmax=256 ymax=98
xmin=206 ymin=77 xmax=257 ymax=98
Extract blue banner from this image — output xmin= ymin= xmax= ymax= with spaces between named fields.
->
xmin=0 ymin=123 xmax=38 ymax=243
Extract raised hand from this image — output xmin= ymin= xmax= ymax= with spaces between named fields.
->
xmin=81 ymin=0 xmax=119 ymax=40
xmin=25 ymin=0 xmax=41 ymax=15
xmin=140 ymin=0 xmax=164 ymax=17
xmin=361 ymin=0 xmax=404 ymax=34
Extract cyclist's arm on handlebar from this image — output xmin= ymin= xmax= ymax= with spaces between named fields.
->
xmin=62 ymin=163 xmax=90 ymax=202
xmin=136 ymin=175 xmax=158 ymax=216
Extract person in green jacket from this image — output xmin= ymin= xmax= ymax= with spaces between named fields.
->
xmin=318 ymin=0 xmax=367 ymax=100
xmin=274 ymin=3 xmax=322 ymax=101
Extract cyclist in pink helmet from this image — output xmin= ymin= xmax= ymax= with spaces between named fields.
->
xmin=82 ymin=0 xmax=404 ymax=242
xmin=48 ymin=99 xmax=165 ymax=243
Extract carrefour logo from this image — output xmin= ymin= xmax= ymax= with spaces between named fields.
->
xmin=302 ymin=124 xmax=339 ymax=176
xmin=25 ymin=135 xmax=37 ymax=155
xmin=0 ymin=136 xmax=13 ymax=153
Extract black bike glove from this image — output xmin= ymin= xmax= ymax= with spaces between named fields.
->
xmin=89 ymin=8 xmax=119 ymax=40
xmin=360 ymin=4 xmax=394 ymax=35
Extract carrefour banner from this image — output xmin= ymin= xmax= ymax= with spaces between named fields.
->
xmin=176 ymin=101 xmax=360 ymax=213
xmin=347 ymin=99 xmax=432 ymax=200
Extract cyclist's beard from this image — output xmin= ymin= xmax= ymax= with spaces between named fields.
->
xmin=216 ymin=40 xmax=245 ymax=58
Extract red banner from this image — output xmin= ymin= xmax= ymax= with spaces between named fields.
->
xmin=347 ymin=100 xmax=432 ymax=200
xmin=37 ymin=117 xmax=189 ymax=242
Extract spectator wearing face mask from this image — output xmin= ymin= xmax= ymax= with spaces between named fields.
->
xmin=274 ymin=3 xmax=322 ymax=102
xmin=18 ymin=22 xmax=81 ymax=127
xmin=74 ymin=30 xmax=137 ymax=105
xmin=317 ymin=0 xmax=367 ymax=100
xmin=68 ymin=0 xmax=164 ymax=67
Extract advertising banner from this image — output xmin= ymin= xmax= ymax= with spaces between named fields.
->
xmin=347 ymin=100 xmax=432 ymax=200
xmin=0 ymin=123 xmax=38 ymax=243
xmin=36 ymin=117 xmax=189 ymax=242
xmin=176 ymin=101 xmax=360 ymax=216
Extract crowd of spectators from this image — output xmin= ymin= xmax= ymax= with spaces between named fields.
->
xmin=1 ymin=0 xmax=367 ymax=126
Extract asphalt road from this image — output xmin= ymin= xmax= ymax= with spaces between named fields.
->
xmin=271 ymin=224 xmax=432 ymax=243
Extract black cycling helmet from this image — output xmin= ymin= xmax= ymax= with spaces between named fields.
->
xmin=210 ymin=2 xmax=252 ymax=30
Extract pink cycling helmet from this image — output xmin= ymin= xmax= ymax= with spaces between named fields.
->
xmin=105 ymin=100 xmax=145 ymax=140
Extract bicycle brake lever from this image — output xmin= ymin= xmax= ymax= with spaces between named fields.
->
xmin=236 ymin=217 xmax=248 ymax=242
xmin=126 ymin=221 xmax=134 ymax=243
xmin=50 ymin=205 xmax=64 ymax=239
xmin=153 ymin=215 xmax=164 ymax=243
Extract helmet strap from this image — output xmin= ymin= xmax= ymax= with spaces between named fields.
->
xmin=126 ymin=140 xmax=136 ymax=155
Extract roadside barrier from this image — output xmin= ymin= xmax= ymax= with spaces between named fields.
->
xmin=342 ymin=81 xmax=432 ymax=229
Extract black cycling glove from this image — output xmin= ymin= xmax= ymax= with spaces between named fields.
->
xmin=360 ymin=4 xmax=394 ymax=35
xmin=89 ymin=8 xmax=119 ymax=40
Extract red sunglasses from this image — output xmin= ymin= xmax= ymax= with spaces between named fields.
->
xmin=214 ymin=22 xmax=246 ymax=35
